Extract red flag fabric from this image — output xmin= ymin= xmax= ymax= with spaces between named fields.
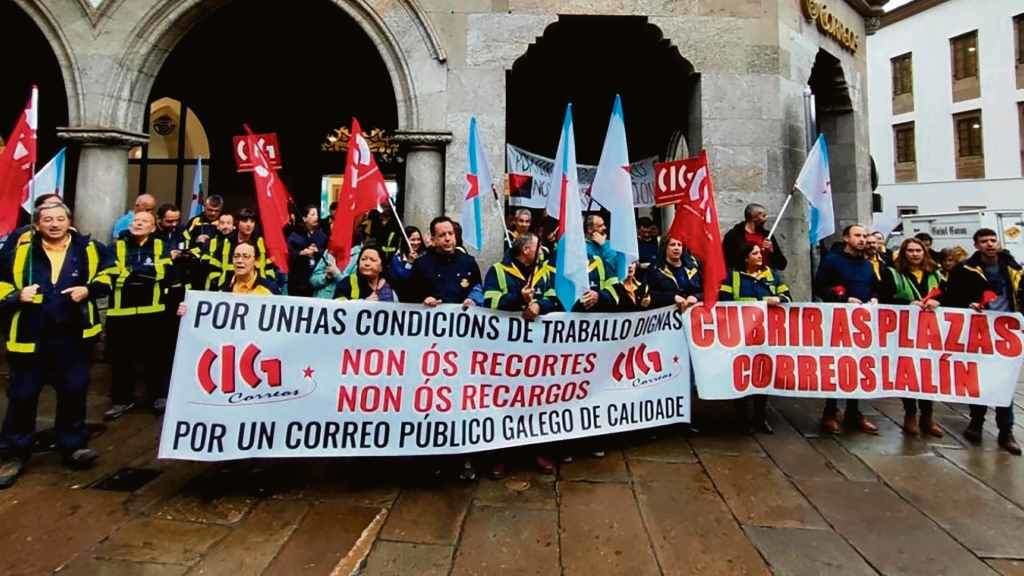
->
xmin=665 ymin=150 xmax=726 ymax=306
xmin=329 ymin=118 xmax=389 ymax=270
xmin=0 ymin=87 xmax=38 ymax=235
xmin=246 ymin=130 xmax=291 ymax=274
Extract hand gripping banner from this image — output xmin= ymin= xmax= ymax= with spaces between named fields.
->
xmin=687 ymin=302 xmax=1024 ymax=405
xmin=159 ymin=292 xmax=691 ymax=461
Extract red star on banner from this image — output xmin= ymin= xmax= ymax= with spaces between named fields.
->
xmin=302 ymin=366 xmax=315 ymax=379
xmin=464 ymin=173 xmax=479 ymax=200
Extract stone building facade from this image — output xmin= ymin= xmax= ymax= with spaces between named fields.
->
xmin=7 ymin=0 xmax=886 ymax=297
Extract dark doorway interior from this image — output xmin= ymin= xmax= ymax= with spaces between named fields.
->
xmin=0 ymin=0 xmax=71 ymax=198
xmin=808 ymin=49 xmax=856 ymax=234
xmin=507 ymin=15 xmax=696 ymax=165
xmin=139 ymin=0 xmax=399 ymax=214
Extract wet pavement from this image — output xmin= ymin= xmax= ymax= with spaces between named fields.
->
xmin=2 ymin=364 xmax=1023 ymax=575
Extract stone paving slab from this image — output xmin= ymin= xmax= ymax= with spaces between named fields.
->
xmin=862 ymin=453 xmax=1024 ymax=559
xmin=558 ymin=481 xmax=661 ymax=576
xmin=622 ymin=427 xmax=697 ymax=463
xmin=988 ymin=559 xmax=1024 ymax=576
xmin=754 ymin=413 xmax=840 ymax=480
xmin=807 ymin=438 xmax=878 ymax=482
xmin=560 ymin=450 xmax=630 ymax=482
xmin=474 ymin=472 xmax=557 ymax=510
xmin=262 ymin=501 xmax=380 ymax=575
xmin=690 ymin=432 xmax=766 ymax=456
xmin=362 ymin=541 xmax=454 ymax=576
xmin=743 ymin=526 xmax=877 ymax=576
xmin=450 ymin=505 xmax=559 ymax=576
xmin=56 ymin=558 xmax=190 ymax=576
xmin=700 ymin=453 xmax=828 ymax=529
xmin=0 ymin=487 xmax=133 ymax=576
xmin=797 ymin=478 xmax=998 ymax=576
xmin=94 ymin=518 xmax=231 ymax=566
xmin=630 ymin=459 xmax=770 ymax=575
xmin=938 ymin=447 xmax=1024 ymax=509
xmin=184 ymin=498 xmax=309 ymax=575
xmin=378 ymin=480 xmax=474 ymax=545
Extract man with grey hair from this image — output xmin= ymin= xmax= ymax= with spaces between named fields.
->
xmin=0 ymin=202 xmax=115 ymax=488
xmin=722 ymin=202 xmax=788 ymax=271
xmin=111 ymin=193 xmax=157 ymax=241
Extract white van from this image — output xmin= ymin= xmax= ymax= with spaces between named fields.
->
xmin=893 ymin=210 xmax=1024 ymax=262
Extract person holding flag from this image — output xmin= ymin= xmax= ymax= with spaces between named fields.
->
xmin=328 ymin=117 xmax=391 ymax=273
xmin=547 ymin=104 xmax=590 ymax=315
xmin=659 ymin=150 xmax=727 ymax=308
xmin=795 ymin=134 xmax=836 ymax=248
xmin=481 ymin=232 xmax=560 ymax=478
xmin=589 ymin=94 xmax=639 ymax=279
xmin=182 ymin=194 xmax=223 ymax=252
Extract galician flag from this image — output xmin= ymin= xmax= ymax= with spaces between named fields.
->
xmin=461 ymin=117 xmax=489 ymax=251
xmin=23 ymin=148 xmax=65 ymax=212
xmin=189 ymin=156 xmax=204 ymax=219
xmin=550 ymin=104 xmax=588 ymax=310
xmin=795 ymin=134 xmax=835 ymax=244
xmin=590 ymin=94 xmax=638 ymax=279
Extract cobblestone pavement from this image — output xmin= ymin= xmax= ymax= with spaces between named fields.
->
xmin=2 ymin=363 xmax=1023 ymax=575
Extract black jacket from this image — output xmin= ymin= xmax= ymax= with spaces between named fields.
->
xmin=936 ymin=251 xmax=1023 ymax=311
xmin=722 ymin=221 xmax=787 ymax=271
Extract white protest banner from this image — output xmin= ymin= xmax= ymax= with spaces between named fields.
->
xmin=687 ymin=302 xmax=1024 ymax=405
xmin=159 ymin=292 xmax=690 ymax=461
xmin=505 ymin=144 xmax=656 ymax=209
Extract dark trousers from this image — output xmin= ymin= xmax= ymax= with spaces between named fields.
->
xmin=1 ymin=337 xmax=92 ymax=457
xmin=824 ymin=399 xmax=861 ymax=420
xmin=734 ymin=396 xmax=767 ymax=421
xmin=969 ymin=404 xmax=1015 ymax=434
xmin=902 ymin=399 xmax=933 ymax=418
xmin=107 ymin=314 xmax=166 ymax=405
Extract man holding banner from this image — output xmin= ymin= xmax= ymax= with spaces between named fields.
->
xmin=925 ymin=228 xmax=1022 ymax=455
xmin=814 ymin=224 xmax=880 ymax=434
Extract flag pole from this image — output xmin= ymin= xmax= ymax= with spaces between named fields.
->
xmin=385 ymin=194 xmax=413 ymax=252
xmin=492 ymin=180 xmax=512 ymax=247
xmin=766 ymin=191 xmax=794 ymax=241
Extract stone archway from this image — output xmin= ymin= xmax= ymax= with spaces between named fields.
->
xmin=808 ymin=48 xmax=860 ymax=237
xmin=107 ymin=0 xmax=447 ymax=136
xmin=7 ymin=0 xmax=83 ymax=127
xmin=71 ymin=0 xmax=449 ymax=238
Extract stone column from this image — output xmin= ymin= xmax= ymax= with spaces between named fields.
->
xmin=393 ymin=131 xmax=452 ymax=235
xmin=58 ymin=128 xmax=147 ymax=240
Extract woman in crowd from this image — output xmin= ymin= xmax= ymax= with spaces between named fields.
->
xmin=389 ymin=226 xmax=423 ymax=302
xmin=649 ymin=237 xmax=703 ymax=311
xmin=334 ymin=244 xmax=396 ymax=302
xmin=718 ymin=243 xmax=790 ymax=434
xmin=879 ymin=237 xmax=944 ymax=437
xmin=611 ymin=260 xmax=652 ymax=311
xmin=938 ymin=246 xmax=969 ymax=280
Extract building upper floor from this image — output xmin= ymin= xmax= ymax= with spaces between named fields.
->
xmin=868 ymin=0 xmax=1024 ymax=186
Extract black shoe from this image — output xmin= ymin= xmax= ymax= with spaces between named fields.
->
xmin=457 ymin=458 xmax=477 ymax=481
xmin=999 ymin=433 xmax=1022 ymax=456
xmin=963 ymin=422 xmax=984 ymax=444
xmin=152 ymin=398 xmax=167 ymax=415
xmin=62 ymin=448 xmax=99 ymax=470
xmin=0 ymin=458 xmax=26 ymax=489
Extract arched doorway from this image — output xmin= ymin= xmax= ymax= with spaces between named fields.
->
xmin=506 ymin=16 xmax=698 ymax=229
xmin=136 ymin=0 xmax=400 ymax=215
xmin=808 ymin=49 xmax=857 ymax=236
xmin=0 ymin=0 xmax=71 ymax=200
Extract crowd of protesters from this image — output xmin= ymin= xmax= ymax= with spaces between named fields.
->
xmin=0 ymin=192 xmax=1018 ymax=490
